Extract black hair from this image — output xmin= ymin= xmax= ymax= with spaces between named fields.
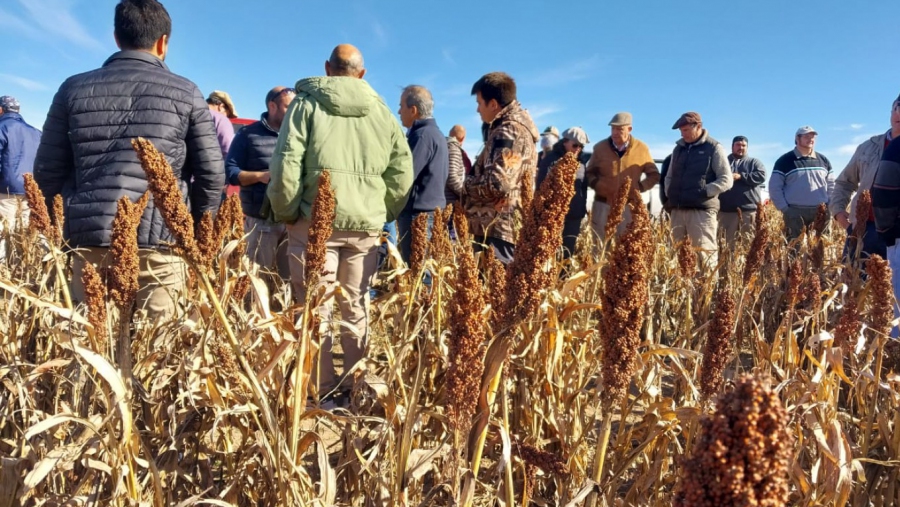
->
xmin=732 ymin=136 xmax=748 ymax=145
xmin=114 ymin=0 xmax=172 ymax=50
xmin=471 ymin=72 xmax=517 ymax=108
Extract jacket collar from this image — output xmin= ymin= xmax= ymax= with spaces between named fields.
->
xmin=103 ymin=50 xmax=169 ymax=71
xmin=676 ymin=129 xmax=710 ymax=148
xmin=489 ymin=100 xmax=521 ymax=128
xmin=260 ymin=112 xmax=280 ymax=134
xmin=792 ymin=147 xmax=817 ymax=159
xmin=0 ymin=112 xmax=23 ymax=122
xmin=408 ymin=117 xmax=437 ymax=135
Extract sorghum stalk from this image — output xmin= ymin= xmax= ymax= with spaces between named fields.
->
xmin=674 ymin=375 xmax=792 ymax=507
xmin=742 ymin=203 xmax=769 ymax=285
xmin=409 ymin=212 xmax=428 ymax=276
xmin=699 ymin=288 xmax=736 ymax=400
xmin=605 ymin=176 xmax=630 ymax=241
xmin=304 ymin=170 xmax=335 ymax=294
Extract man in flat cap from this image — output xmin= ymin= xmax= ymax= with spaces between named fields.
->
xmin=769 ymin=126 xmax=833 ymax=240
xmin=664 ymin=112 xmax=732 ymax=268
xmin=585 ymin=112 xmax=659 ymax=242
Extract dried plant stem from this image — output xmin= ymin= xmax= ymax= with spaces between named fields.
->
xmin=586 ymin=411 xmax=614 ymax=507
xmin=500 ymin=381 xmax=514 ymax=507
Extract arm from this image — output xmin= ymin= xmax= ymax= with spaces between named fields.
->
xmin=830 ymin=146 xmax=863 ymax=219
xmin=638 ymin=144 xmax=661 ymax=192
xmin=33 ymin=84 xmax=74 ymax=204
xmin=584 ymin=146 xmax=601 ymax=190
xmin=266 ymin=98 xmax=311 ymax=223
xmin=464 ymin=123 xmax=531 ymax=205
xmin=183 ymin=89 xmax=225 ymax=216
xmin=215 ymin=114 xmax=234 ymax=157
xmin=225 ymin=133 xmax=270 ymax=186
xmin=446 ymin=141 xmax=464 ymax=197
xmin=659 ymin=156 xmax=670 ymax=205
xmin=768 ymin=159 xmax=789 ymax=211
xmin=825 ymin=157 xmax=835 ymax=201
xmin=382 ymin=120 xmax=414 ymax=221
xmin=743 ymin=158 xmax=767 ymax=186
xmin=704 ymin=144 xmax=733 ymax=196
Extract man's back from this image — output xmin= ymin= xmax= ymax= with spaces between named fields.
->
xmin=0 ymin=112 xmax=42 ymax=195
xmin=34 ymin=50 xmax=223 ymax=248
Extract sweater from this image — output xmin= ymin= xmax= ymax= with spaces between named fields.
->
xmin=717 ymin=155 xmax=766 ymax=212
xmin=872 ymin=137 xmax=900 ymax=246
xmin=664 ymin=130 xmax=732 ymax=210
xmin=585 ymin=136 xmax=659 ymax=202
xmin=0 ymin=112 xmax=41 ymax=195
xmin=405 ymin=117 xmax=448 ymax=213
xmin=769 ymin=148 xmax=834 ymax=210
xmin=266 ymin=76 xmax=414 ymax=231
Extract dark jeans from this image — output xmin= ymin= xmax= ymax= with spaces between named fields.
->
xmin=843 ymin=221 xmax=887 ymax=263
xmin=562 ymin=218 xmax=583 ymax=258
xmin=473 ymin=236 xmax=516 ymax=264
xmin=397 ymin=210 xmax=435 ymax=264
xmin=782 ymin=204 xmax=827 ymax=240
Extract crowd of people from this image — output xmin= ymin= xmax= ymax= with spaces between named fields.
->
xmin=1 ymin=0 xmax=899 ymax=406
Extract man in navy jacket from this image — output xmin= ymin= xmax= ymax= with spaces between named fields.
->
xmin=0 ymin=95 xmax=41 ymax=257
xmin=396 ymin=85 xmax=448 ymax=263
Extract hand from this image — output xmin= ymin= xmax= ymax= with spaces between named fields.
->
xmin=834 ymin=211 xmax=850 ymax=230
xmin=257 ymin=172 xmax=271 ymax=185
xmin=732 ymin=173 xmax=742 ymax=181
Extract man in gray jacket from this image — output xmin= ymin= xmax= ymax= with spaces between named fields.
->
xmin=830 ymin=96 xmax=900 ymax=261
xmin=718 ymin=136 xmax=766 ymax=242
xmin=664 ymin=112 xmax=733 ymax=268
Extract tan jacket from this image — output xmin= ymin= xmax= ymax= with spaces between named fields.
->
xmin=829 ymin=132 xmax=888 ymax=226
xmin=585 ymin=136 xmax=659 ymax=201
xmin=464 ymin=101 xmax=538 ymax=244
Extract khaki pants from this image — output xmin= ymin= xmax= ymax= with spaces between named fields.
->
xmin=0 ymin=195 xmax=29 ymax=261
xmin=718 ymin=210 xmax=756 ymax=244
xmin=287 ymin=219 xmax=380 ymax=393
xmin=671 ymin=208 xmax=718 ymax=269
xmin=590 ymin=200 xmax=631 ymax=243
xmin=71 ymin=246 xmax=187 ymax=321
xmin=244 ymin=216 xmax=289 ymax=277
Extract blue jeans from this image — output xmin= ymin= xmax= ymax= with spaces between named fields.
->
xmin=843 ymin=222 xmax=887 ymax=264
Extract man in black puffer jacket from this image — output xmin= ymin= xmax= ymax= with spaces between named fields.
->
xmin=225 ymin=86 xmax=295 ymax=276
xmin=34 ymin=0 xmax=224 ymax=320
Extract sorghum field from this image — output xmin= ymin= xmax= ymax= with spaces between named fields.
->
xmin=1 ymin=145 xmax=898 ymax=507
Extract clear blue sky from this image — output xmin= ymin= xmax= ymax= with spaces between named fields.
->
xmin=2 ymin=0 xmax=898 ymax=174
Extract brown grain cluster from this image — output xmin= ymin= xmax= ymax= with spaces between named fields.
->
xmin=51 ymin=194 xmax=64 ymax=241
xmin=409 ymin=212 xmax=428 ymax=275
xmin=429 ymin=205 xmax=453 ymax=266
xmin=81 ymin=262 xmax=108 ymax=343
xmin=786 ymin=259 xmax=802 ymax=305
xmin=517 ymin=442 xmax=569 ymax=477
xmin=853 ymin=190 xmax=872 ymax=240
xmin=599 ymin=188 xmax=653 ymax=404
xmin=445 ymin=204 xmax=487 ymax=432
xmin=215 ymin=194 xmax=246 ymax=265
xmin=674 ymin=375 xmax=792 ymax=507
xmin=834 ymin=295 xmax=861 ymax=349
xmin=677 ymin=236 xmax=697 ymax=279
xmin=22 ymin=174 xmax=55 ymax=242
xmin=865 ymin=254 xmax=894 ymax=337
xmin=131 ymin=138 xmax=203 ymax=266
xmin=605 ymin=176 xmax=631 ymax=240
xmin=483 ymin=247 xmax=507 ymax=327
xmin=304 ymin=171 xmax=335 ymax=294
xmin=519 ymin=164 xmax=535 ymax=221
xmin=812 ymin=203 xmax=828 ymax=237
xmin=108 ymin=192 xmax=149 ymax=310
xmin=498 ymin=152 xmax=579 ymax=331
xmin=196 ymin=211 xmax=217 ymax=265
xmin=742 ymin=204 xmax=769 ymax=284
xmin=700 ymin=288 xmax=736 ymax=400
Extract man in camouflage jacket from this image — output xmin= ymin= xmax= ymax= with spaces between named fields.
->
xmin=464 ymin=72 xmax=539 ymax=263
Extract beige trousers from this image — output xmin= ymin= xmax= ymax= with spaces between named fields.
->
xmin=71 ymin=246 xmax=188 ymax=321
xmin=0 ymin=195 xmax=29 ymax=261
xmin=286 ymin=219 xmax=380 ymax=393
xmin=590 ymin=200 xmax=632 ymax=243
xmin=244 ymin=216 xmax=289 ymax=277
xmin=718 ymin=210 xmax=756 ymax=244
xmin=671 ymin=208 xmax=718 ymax=269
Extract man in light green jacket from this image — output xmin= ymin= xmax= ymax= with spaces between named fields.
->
xmin=267 ymin=44 xmax=413 ymax=403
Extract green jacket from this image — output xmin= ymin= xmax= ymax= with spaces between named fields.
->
xmin=266 ymin=76 xmax=413 ymax=231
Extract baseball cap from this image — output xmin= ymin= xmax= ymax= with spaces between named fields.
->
xmin=562 ymin=127 xmax=589 ymax=146
xmin=795 ymin=126 xmax=817 ymax=136
xmin=608 ymin=112 xmax=632 ymax=126
xmin=0 ymin=96 xmax=20 ymax=113
xmin=541 ymin=126 xmax=560 ymax=138
xmin=207 ymin=90 xmax=238 ymax=118
xmin=732 ymin=136 xmax=748 ymax=144
xmin=672 ymin=112 xmax=702 ymax=129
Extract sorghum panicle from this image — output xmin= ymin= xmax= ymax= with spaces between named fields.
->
xmin=81 ymin=261 xmax=108 ymax=344
xmin=743 ymin=204 xmax=769 ymax=284
xmin=700 ymin=288 xmax=736 ymax=400
xmin=409 ymin=212 xmax=428 ymax=275
xmin=599 ymin=188 xmax=653 ymax=405
xmin=812 ymin=202 xmax=828 ymax=237
xmin=605 ymin=176 xmax=631 ymax=240
xmin=853 ymin=190 xmax=872 ymax=240
xmin=865 ymin=254 xmax=893 ymax=336
xmin=674 ymin=375 xmax=792 ymax=507
xmin=108 ymin=192 xmax=149 ymax=310
xmin=305 ymin=170 xmax=336 ymax=294
xmin=22 ymin=174 xmax=54 ymax=241
xmin=677 ymin=236 xmax=697 ymax=279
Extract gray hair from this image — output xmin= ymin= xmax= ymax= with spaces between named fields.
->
xmin=328 ymin=50 xmax=364 ymax=76
xmin=402 ymin=85 xmax=434 ymax=119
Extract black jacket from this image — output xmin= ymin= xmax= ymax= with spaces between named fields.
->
xmin=717 ymin=155 xmax=766 ymax=212
xmin=405 ymin=118 xmax=448 ymax=213
xmin=34 ymin=51 xmax=224 ymax=248
xmin=225 ymin=114 xmax=279 ymax=219
xmin=536 ymin=141 xmax=589 ymax=223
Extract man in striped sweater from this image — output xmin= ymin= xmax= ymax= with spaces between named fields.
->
xmin=768 ymin=126 xmax=834 ymax=240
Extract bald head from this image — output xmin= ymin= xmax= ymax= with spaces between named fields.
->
xmin=450 ymin=125 xmax=466 ymax=143
xmin=326 ymin=44 xmax=365 ymax=78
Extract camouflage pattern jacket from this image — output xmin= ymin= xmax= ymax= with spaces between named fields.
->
xmin=463 ymin=101 xmax=539 ymax=244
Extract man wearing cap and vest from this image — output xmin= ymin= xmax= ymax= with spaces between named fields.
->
xmin=586 ymin=112 xmax=659 ymax=242
xmin=537 ymin=127 xmax=590 ymax=256
xmin=664 ymin=112 xmax=732 ymax=268
xmin=769 ymin=126 xmax=834 ymax=240
xmin=717 ymin=136 xmax=766 ymax=243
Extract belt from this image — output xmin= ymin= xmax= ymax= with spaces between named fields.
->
xmin=594 ymin=196 xmax=607 ymax=204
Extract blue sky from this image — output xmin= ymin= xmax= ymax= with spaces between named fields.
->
xmin=1 ymin=0 xmax=899 ymax=175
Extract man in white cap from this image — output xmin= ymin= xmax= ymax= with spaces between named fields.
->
xmin=538 ymin=125 xmax=559 ymax=165
xmin=585 ymin=112 xmax=659 ymax=241
xmin=536 ymin=126 xmax=590 ymax=256
xmin=769 ymin=126 xmax=834 ymax=239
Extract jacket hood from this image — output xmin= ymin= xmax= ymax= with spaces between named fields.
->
xmin=492 ymin=101 xmax=540 ymax=143
xmin=295 ymin=76 xmax=382 ymax=118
